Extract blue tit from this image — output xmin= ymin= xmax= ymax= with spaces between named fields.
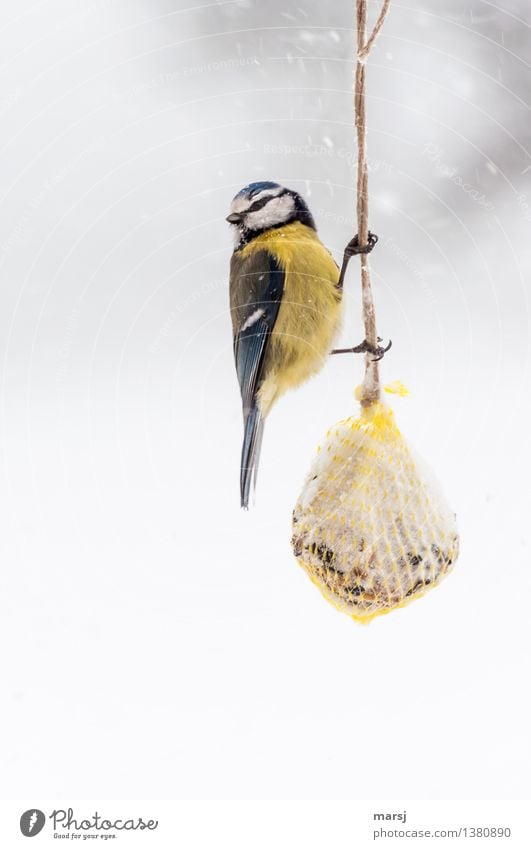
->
xmin=227 ymin=181 xmax=343 ymax=508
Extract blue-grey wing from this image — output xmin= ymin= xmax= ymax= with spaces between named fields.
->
xmin=230 ymin=250 xmax=284 ymax=412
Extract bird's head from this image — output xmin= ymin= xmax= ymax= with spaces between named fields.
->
xmin=226 ymin=181 xmax=316 ymax=247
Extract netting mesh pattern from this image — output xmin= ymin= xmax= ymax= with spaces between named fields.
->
xmin=292 ymin=401 xmax=459 ymax=622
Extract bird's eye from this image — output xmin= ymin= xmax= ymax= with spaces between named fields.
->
xmin=247 ymin=196 xmax=271 ymax=213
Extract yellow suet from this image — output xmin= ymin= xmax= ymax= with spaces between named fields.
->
xmin=292 ymin=399 xmax=459 ymax=622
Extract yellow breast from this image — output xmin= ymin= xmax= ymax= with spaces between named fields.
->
xmin=240 ymin=222 xmax=342 ymax=415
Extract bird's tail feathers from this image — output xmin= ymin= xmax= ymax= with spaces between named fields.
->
xmin=240 ymin=405 xmax=264 ymax=509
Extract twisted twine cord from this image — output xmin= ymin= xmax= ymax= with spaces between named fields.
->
xmin=355 ymin=0 xmax=391 ymax=405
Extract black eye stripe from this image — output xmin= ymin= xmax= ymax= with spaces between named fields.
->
xmin=247 ymin=196 xmax=273 ymax=213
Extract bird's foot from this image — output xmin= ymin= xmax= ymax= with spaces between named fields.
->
xmin=331 ymin=337 xmax=392 ymax=362
xmin=337 ymin=232 xmax=379 ymax=289
xmin=343 ymin=231 xmax=379 ymax=258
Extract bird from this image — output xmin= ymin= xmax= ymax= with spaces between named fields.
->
xmin=227 ymin=181 xmax=344 ymax=509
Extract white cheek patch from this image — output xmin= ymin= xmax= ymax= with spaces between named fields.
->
xmin=231 ymin=196 xmax=252 ymax=215
xmin=245 ymin=194 xmax=295 ymax=230
xmin=240 ymin=308 xmax=265 ymax=332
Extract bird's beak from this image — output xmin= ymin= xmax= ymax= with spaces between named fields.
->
xmin=226 ymin=213 xmax=243 ymax=224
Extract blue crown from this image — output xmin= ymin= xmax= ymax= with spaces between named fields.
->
xmin=233 ymin=181 xmax=281 ymax=200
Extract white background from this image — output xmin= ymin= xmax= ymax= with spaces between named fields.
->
xmin=0 ymin=0 xmax=530 ymax=803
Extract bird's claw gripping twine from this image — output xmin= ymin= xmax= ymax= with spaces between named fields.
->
xmin=344 ymin=231 xmax=379 ymax=257
xmin=291 ymin=0 xmax=459 ymax=622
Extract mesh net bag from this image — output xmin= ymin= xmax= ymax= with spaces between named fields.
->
xmin=291 ymin=389 xmax=459 ymax=622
